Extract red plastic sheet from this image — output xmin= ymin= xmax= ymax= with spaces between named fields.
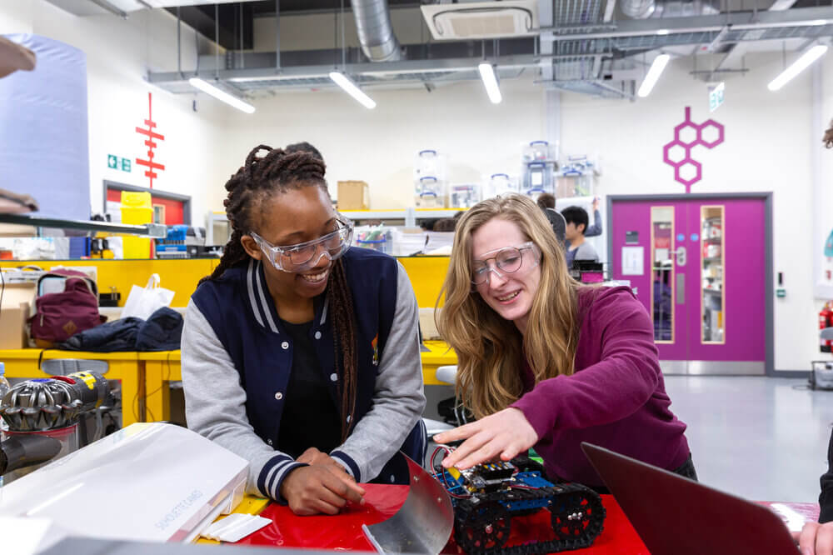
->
xmin=235 ymin=485 xmax=651 ymax=554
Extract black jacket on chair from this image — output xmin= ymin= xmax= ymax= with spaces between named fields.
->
xmin=58 ymin=307 xmax=183 ymax=352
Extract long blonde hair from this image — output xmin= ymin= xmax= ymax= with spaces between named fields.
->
xmin=436 ymin=195 xmax=581 ymax=419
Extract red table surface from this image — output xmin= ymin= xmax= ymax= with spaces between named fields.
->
xmin=235 ymin=485 xmax=651 ymax=554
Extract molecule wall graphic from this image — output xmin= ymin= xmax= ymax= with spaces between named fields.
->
xmin=662 ymin=107 xmax=724 ymax=193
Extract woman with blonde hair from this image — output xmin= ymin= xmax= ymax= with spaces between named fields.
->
xmin=434 ymin=194 xmax=693 ymax=490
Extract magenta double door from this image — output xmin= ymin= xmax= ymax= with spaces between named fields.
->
xmin=610 ymin=195 xmax=770 ymax=375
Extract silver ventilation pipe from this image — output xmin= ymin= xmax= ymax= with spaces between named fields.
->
xmin=352 ymin=0 xmax=402 ymax=62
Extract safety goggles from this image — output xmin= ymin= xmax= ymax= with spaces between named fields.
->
xmin=251 ymin=218 xmax=353 ymax=273
xmin=471 ymin=241 xmax=541 ymax=285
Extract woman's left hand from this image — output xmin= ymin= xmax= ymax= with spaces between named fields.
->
xmin=434 ymin=408 xmax=539 ymax=470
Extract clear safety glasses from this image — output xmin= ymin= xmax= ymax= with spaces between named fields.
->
xmin=251 ymin=218 xmax=353 ymax=273
xmin=471 ymin=241 xmax=541 ymax=285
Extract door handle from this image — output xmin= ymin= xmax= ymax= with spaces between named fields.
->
xmin=671 ymin=246 xmax=687 ymax=267
xmin=676 ymin=273 xmax=685 ymax=305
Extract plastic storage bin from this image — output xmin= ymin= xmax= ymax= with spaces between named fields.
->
xmin=449 ymin=184 xmax=481 ymax=209
xmin=414 ymin=150 xmax=446 ymax=181
xmin=120 ymin=192 xmax=153 ymax=259
xmin=415 ymin=176 xmax=446 ymax=208
xmin=522 ymin=141 xmax=557 ymax=199
xmin=355 ymin=225 xmax=393 ymax=255
xmin=484 ymin=173 xmax=519 ymax=200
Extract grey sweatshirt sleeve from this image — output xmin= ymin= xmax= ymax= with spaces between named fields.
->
xmin=574 ymin=241 xmax=600 ymax=262
xmin=585 ymin=209 xmax=603 ymax=238
xmin=329 ymin=262 xmax=426 ymax=482
xmin=181 ymin=300 xmax=306 ymax=503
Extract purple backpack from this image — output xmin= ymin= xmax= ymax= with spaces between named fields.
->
xmin=29 ymin=273 xmax=105 ymax=346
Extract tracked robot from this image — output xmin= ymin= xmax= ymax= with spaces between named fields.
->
xmin=431 ymin=447 xmax=605 ymax=555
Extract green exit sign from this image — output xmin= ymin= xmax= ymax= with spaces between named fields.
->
xmin=108 ymin=154 xmax=132 ymax=173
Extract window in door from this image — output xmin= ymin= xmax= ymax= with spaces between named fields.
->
xmin=651 ymin=206 xmax=675 ymax=343
xmin=701 ymin=205 xmax=725 ymax=344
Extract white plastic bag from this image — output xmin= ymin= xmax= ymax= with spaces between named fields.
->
xmin=121 ymin=274 xmax=174 ymax=321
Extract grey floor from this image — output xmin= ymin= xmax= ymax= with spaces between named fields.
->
xmin=663 ymin=376 xmax=831 ymax=503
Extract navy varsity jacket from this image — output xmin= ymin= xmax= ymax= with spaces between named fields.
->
xmin=182 ymin=247 xmax=426 ymax=502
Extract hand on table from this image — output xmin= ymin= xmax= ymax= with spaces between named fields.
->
xmin=794 ymin=521 xmax=833 ymax=555
xmin=297 ymin=447 xmax=349 ymax=475
xmin=280 ymin=459 xmax=366 ymax=516
xmin=433 ymin=408 xmax=538 ymax=470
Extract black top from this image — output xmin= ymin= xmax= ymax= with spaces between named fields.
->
xmin=820 ymin=428 xmax=833 ymax=523
xmin=276 ymin=319 xmax=342 ymax=459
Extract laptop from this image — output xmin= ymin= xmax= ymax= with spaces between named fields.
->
xmin=580 ymin=443 xmax=800 ymax=555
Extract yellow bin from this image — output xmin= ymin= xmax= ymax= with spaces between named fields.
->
xmin=121 ymin=192 xmax=153 ymax=259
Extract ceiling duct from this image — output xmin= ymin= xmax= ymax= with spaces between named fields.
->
xmin=353 ymin=0 xmax=402 ymax=62
xmin=621 ymin=0 xmax=720 ymax=19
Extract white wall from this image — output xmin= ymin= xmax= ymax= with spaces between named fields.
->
xmin=560 ymin=53 xmax=816 ymax=372
xmin=0 ymin=0 xmax=229 ymax=222
xmin=216 ymin=78 xmax=546 ymax=210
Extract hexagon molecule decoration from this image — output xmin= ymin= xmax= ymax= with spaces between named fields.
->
xmin=662 ymin=107 xmax=725 ymax=193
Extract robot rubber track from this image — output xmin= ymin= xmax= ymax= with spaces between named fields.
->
xmin=452 ymin=481 xmax=606 ymax=555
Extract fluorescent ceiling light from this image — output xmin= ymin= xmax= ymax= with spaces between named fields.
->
xmin=329 ymin=72 xmax=376 ymax=109
xmin=767 ymin=44 xmax=828 ymax=91
xmin=188 ymin=78 xmax=255 ymax=114
xmin=811 ymin=20 xmax=829 ymax=26
xmin=478 ymin=63 xmax=502 ymax=104
xmin=656 ymin=29 xmax=670 ymax=35
xmin=637 ymin=54 xmax=670 ymax=98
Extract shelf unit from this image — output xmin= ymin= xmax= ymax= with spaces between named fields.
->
xmin=205 ymin=208 xmax=465 ymax=245
xmin=0 ymin=213 xmax=166 ymax=237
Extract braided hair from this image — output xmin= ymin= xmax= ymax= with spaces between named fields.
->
xmin=204 ymin=145 xmax=358 ymax=441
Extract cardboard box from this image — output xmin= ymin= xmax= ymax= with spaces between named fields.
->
xmin=338 ymin=181 xmax=370 ymax=211
xmin=419 ymin=307 xmax=442 ymax=341
xmin=0 ymin=282 xmax=36 ymax=349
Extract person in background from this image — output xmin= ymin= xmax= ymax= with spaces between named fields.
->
xmin=536 ymin=193 xmax=556 ymax=210
xmin=562 ymin=206 xmax=599 ymax=268
xmin=181 ymin=145 xmax=425 ymax=516
xmin=433 ymin=195 xmax=694 ymax=492
xmin=796 ymin=120 xmax=833 ymax=555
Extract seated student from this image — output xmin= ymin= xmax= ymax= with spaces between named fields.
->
xmin=181 ymin=145 xmax=426 ymax=516
xmin=796 ymin=429 xmax=833 ymax=554
xmin=562 ymin=205 xmax=599 ymax=268
xmin=434 ymin=194 xmax=694 ymax=491
xmin=537 ymin=194 xmax=603 ymax=242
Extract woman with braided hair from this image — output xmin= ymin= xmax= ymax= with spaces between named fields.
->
xmin=181 ymin=144 xmax=426 ymax=516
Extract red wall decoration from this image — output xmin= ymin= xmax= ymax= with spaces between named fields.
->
xmin=135 ymin=92 xmax=165 ymax=189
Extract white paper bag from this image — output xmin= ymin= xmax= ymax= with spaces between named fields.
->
xmin=121 ymin=274 xmax=174 ymax=320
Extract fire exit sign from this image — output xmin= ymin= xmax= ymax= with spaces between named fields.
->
xmin=709 ymin=82 xmax=725 ymax=112
xmin=108 ymin=154 xmax=132 ymax=173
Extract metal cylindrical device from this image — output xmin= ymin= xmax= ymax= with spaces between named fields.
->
xmin=0 ymin=371 xmax=110 ymax=432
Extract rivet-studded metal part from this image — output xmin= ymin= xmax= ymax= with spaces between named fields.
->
xmin=452 ymin=482 xmax=606 ymax=555
xmin=0 ymin=373 xmax=110 ymax=432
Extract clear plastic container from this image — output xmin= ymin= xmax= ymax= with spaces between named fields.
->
xmin=415 ymin=176 xmax=446 ymax=208
xmin=355 ymin=225 xmax=393 ymax=255
xmin=414 ymin=150 xmax=446 ymax=181
xmin=484 ymin=173 xmax=519 ymax=200
xmin=522 ymin=140 xmax=556 ymax=164
xmin=449 ymin=184 xmax=481 ymax=209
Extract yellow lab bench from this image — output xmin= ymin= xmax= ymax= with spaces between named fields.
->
xmin=140 ymin=341 xmax=459 ymax=423
xmin=0 ymin=349 xmax=145 ymax=425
